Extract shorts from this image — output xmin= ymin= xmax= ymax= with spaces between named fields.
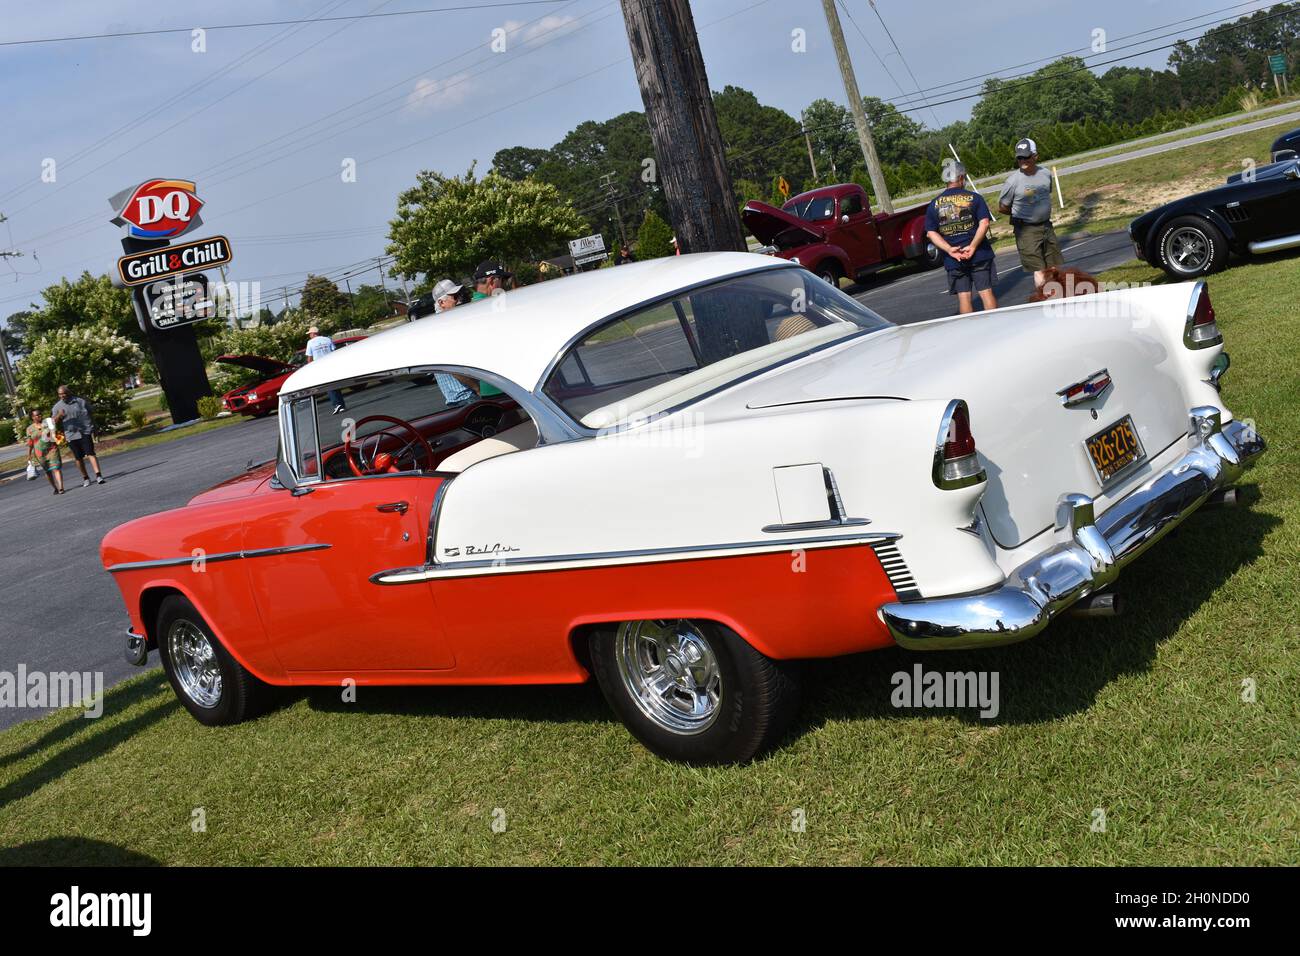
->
xmin=66 ymin=434 xmax=95 ymax=460
xmin=946 ymin=259 xmax=996 ymax=294
xmin=1013 ymin=219 xmax=1064 ymax=272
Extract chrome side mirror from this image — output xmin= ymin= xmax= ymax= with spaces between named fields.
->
xmin=274 ymin=459 xmax=298 ymax=490
xmin=841 ymin=214 xmax=850 ymax=224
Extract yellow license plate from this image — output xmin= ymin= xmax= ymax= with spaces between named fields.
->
xmin=1085 ymin=415 xmax=1145 ymax=485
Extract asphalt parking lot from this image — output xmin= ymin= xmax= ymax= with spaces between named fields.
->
xmin=0 ymin=229 xmax=1136 ymax=729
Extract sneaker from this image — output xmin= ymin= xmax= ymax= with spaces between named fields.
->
xmin=82 ymin=478 xmax=90 ymax=488
xmin=332 ymin=404 xmax=346 ymax=415
xmin=96 ymin=476 xmax=106 ymax=485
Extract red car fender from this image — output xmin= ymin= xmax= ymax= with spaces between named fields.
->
xmin=776 ymin=242 xmax=853 ymax=280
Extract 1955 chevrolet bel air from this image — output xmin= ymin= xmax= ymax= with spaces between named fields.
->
xmin=102 ymin=252 xmax=1265 ymax=764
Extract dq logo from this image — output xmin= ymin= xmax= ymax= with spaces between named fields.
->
xmin=111 ymin=179 xmax=204 ymax=239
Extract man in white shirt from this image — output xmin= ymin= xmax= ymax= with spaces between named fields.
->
xmin=305 ymin=326 xmax=346 ymax=414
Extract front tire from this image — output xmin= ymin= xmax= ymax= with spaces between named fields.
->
xmin=589 ymin=619 xmax=801 ymax=764
xmin=815 ymin=261 xmax=842 ymax=288
xmin=1156 ymin=215 xmax=1227 ymax=279
xmin=156 ymin=595 xmax=266 ymax=726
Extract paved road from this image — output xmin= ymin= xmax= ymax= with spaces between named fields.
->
xmin=0 ymin=415 xmax=281 ymax=729
xmin=0 ymin=229 xmax=1137 ymax=729
xmin=848 ymin=228 xmax=1138 ymax=324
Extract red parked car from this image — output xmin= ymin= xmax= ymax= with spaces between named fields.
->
xmin=743 ymin=182 xmax=939 ymax=286
xmin=216 ymin=335 xmax=366 ymax=417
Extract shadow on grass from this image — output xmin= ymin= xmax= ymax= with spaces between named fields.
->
xmin=0 ymin=837 xmax=160 ymax=866
xmin=0 ymin=689 xmax=178 ymax=812
xmin=0 ymin=672 xmax=170 ymax=772
xmin=793 ymin=486 xmax=1278 ymax=736
xmin=297 ymin=681 xmax=610 ymax=725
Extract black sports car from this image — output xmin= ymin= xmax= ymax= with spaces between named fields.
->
xmin=1129 ymin=156 xmax=1300 ymax=279
xmin=1273 ymin=125 xmax=1300 ymax=162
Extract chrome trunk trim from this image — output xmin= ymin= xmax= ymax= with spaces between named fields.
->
xmin=880 ymin=409 xmax=1265 ymax=650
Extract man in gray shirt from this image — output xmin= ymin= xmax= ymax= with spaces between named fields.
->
xmin=998 ymin=138 xmax=1063 ymax=291
xmin=53 ymin=384 xmax=105 ymax=486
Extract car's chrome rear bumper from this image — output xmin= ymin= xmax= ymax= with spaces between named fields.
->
xmin=125 ymin=626 xmax=148 ymax=666
xmin=880 ymin=407 xmax=1265 ymax=650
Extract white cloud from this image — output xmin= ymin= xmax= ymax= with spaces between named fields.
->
xmin=405 ymin=73 xmax=473 ymax=113
xmin=502 ymin=15 xmax=580 ymax=47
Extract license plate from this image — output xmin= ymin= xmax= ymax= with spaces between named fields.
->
xmin=1085 ymin=415 xmax=1145 ymax=485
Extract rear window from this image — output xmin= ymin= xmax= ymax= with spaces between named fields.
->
xmin=543 ymin=267 xmax=891 ymax=428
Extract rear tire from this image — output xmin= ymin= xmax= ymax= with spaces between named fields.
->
xmin=1156 ymin=215 xmax=1227 ymax=279
xmin=156 ymin=595 xmax=266 ymax=726
xmin=589 ymin=619 xmax=801 ymax=765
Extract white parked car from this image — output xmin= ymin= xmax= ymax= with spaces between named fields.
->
xmin=104 ymin=252 xmax=1265 ymax=764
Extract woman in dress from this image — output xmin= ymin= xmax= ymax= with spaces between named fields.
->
xmin=26 ymin=407 xmax=65 ymax=494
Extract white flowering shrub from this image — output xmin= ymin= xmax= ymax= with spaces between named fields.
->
xmin=16 ymin=323 xmax=143 ymax=429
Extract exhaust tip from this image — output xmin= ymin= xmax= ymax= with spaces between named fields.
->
xmin=1069 ymin=590 xmax=1121 ymax=618
xmin=1205 ymin=487 xmax=1238 ymax=508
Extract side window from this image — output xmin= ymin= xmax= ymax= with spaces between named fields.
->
xmin=841 ymin=194 xmax=863 ymax=217
xmin=288 ymin=397 xmax=319 ymax=479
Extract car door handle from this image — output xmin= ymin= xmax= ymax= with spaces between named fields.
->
xmin=376 ymin=501 xmax=409 ymax=514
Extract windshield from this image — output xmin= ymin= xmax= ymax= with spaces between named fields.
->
xmin=783 ymin=196 xmax=835 ymax=221
xmin=543 ymin=267 xmax=892 ymax=429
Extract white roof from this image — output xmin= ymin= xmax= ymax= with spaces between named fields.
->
xmin=282 ymin=252 xmax=788 ymax=394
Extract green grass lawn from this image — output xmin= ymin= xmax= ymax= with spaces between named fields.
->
xmin=1 ymin=255 xmax=1297 ymax=865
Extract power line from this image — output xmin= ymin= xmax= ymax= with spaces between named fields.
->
xmin=860 ymin=0 xmax=941 ymax=127
xmin=0 ymin=1 xmax=569 ymax=48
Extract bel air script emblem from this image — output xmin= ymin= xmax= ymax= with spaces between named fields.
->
xmin=1056 ymin=369 xmax=1113 ymax=407
xmin=444 ymin=543 xmax=521 ymax=558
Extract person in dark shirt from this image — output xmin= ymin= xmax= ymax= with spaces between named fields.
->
xmin=924 ymin=162 xmax=998 ymax=315
xmin=615 ymin=244 xmax=635 ymax=266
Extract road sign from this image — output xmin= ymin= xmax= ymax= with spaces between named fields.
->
xmin=144 ymin=274 xmax=216 ymax=330
xmin=1270 ymin=54 xmax=1287 ymax=75
xmin=778 ymin=176 xmax=790 ymax=198
xmin=569 ymin=233 xmax=607 ymax=266
xmin=115 ymin=235 xmax=232 ymax=287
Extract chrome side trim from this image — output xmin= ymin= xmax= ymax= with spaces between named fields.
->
xmin=372 ymin=530 xmax=902 ymax=585
xmin=426 ymin=476 xmax=455 ymax=565
xmin=106 ymin=543 xmax=331 ymax=574
xmin=881 ymin=408 xmax=1265 ymax=650
xmin=1247 ymin=231 xmax=1300 ymax=255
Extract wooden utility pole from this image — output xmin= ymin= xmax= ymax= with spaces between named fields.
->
xmin=619 ymin=0 xmax=746 ymax=254
xmin=820 ymin=0 xmax=894 ymax=213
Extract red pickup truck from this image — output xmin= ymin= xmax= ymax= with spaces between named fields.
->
xmin=742 ymin=183 xmax=939 ymax=286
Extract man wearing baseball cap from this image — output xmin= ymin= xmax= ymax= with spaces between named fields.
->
xmin=431 ymin=278 xmax=462 ymax=314
xmin=471 ymin=260 xmax=512 ymax=300
xmin=998 ymin=138 xmax=1063 ymax=291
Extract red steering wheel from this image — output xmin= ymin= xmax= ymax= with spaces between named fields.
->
xmin=343 ymin=414 xmax=437 ymax=477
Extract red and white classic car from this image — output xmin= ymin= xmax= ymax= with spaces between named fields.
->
xmin=102 ymin=253 xmax=1265 ymax=764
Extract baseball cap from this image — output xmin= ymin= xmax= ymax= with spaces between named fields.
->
xmin=432 ymin=279 xmax=462 ymax=299
xmin=1014 ymin=138 xmax=1038 ymax=158
xmin=473 ymin=260 xmax=512 ymax=281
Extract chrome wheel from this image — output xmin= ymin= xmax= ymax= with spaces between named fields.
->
xmin=615 ymin=620 xmax=722 ymax=735
xmin=1166 ymin=226 xmax=1211 ymax=274
xmin=167 ymin=619 xmax=223 ymax=709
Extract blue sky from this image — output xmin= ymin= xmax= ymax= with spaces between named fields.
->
xmin=0 ymin=0 xmax=1254 ymax=315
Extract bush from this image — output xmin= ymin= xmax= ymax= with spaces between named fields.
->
xmin=636 ymin=210 xmax=675 ymax=260
xmin=0 ymin=420 xmax=15 ymax=445
xmin=196 ymin=396 xmax=221 ymax=420
xmin=127 ymin=408 xmax=149 ymax=430
xmin=15 ymin=323 xmax=142 ymax=430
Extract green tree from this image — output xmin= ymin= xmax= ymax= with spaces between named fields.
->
xmin=16 ymin=324 xmax=142 ymax=429
xmin=970 ymin=57 xmax=1115 ymax=145
xmin=387 ymin=166 xmax=587 ymax=281
xmin=801 ymin=98 xmax=856 ymax=181
xmin=3 ymin=310 xmax=34 ymax=356
xmin=347 ymin=283 xmax=396 ymax=325
xmin=25 ymin=272 xmax=139 ymax=346
xmin=860 ymin=96 xmax=927 ymax=167
xmin=635 ymin=210 xmax=675 ymax=259
xmin=299 ymin=275 xmax=349 ymax=323
xmin=714 ymin=85 xmax=808 ymax=196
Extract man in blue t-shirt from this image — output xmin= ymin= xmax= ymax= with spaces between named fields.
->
xmin=923 ymin=162 xmax=998 ymax=314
